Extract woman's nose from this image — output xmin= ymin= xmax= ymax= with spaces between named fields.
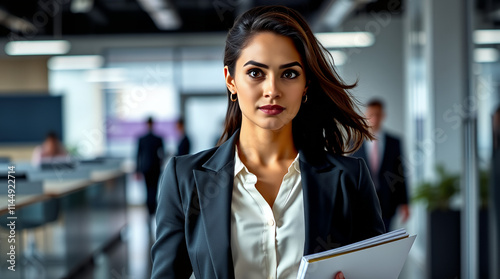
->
xmin=263 ymin=76 xmax=280 ymax=99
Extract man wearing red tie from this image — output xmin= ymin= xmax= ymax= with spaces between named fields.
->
xmin=352 ymin=99 xmax=410 ymax=231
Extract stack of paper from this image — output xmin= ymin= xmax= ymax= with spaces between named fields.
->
xmin=297 ymin=228 xmax=416 ymax=279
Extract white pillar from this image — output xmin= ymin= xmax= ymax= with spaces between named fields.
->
xmin=424 ymin=0 xmax=478 ymax=278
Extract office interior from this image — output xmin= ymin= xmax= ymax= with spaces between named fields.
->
xmin=0 ymin=0 xmax=498 ymax=278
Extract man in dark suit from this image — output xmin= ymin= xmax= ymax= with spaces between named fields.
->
xmin=175 ymin=118 xmax=191 ymax=156
xmin=352 ymin=99 xmax=409 ymax=231
xmin=136 ymin=117 xmax=164 ymax=217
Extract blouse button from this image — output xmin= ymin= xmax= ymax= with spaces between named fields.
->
xmin=267 ymin=219 xmax=275 ymax=226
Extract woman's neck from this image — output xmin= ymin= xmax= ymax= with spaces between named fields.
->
xmin=238 ymin=124 xmax=297 ymax=166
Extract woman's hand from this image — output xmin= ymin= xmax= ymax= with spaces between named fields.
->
xmin=334 ymin=271 xmax=345 ymax=279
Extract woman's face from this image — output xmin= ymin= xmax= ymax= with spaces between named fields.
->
xmin=225 ymin=32 xmax=307 ymax=132
xmin=44 ymin=138 xmax=58 ymax=156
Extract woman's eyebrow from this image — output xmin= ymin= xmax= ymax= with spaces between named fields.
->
xmin=279 ymin=61 xmax=303 ymax=69
xmin=243 ymin=60 xmax=303 ymax=69
xmin=243 ymin=60 xmax=268 ymax=68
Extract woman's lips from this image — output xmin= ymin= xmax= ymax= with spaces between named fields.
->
xmin=259 ymin=105 xmax=285 ymax=115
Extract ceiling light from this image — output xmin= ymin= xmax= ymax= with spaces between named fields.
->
xmin=318 ymin=0 xmax=375 ymax=29
xmin=322 ymin=0 xmax=358 ymax=28
xmin=137 ymin=0 xmax=168 ymax=10
xmin=474 ymin=48 xmax=499 ymax=63
xmin=0 ymin=9 xmax=37 ymax=33
xmin=5 ymin=40 xmax=71 ymax=56
xmin=71 ymin=0 xmax=94 ymax=13
xmin=474 ymin=30 xmax=500 ymax=44
xmin=330 ymin=50 xmax=348 ymax=66
xmin=150 ymin=10 xmax=181 ymax=30
xmin=137 ymin=0 xmax=181 ymax=30
xmin=48 ymin=55 xmax=104 ymax=70
xmin=315 ymin=32 xmax=375 ymax=48
xmin=85 ymin=68 xmax=126 ymax=83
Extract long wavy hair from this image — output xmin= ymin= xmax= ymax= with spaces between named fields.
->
xmin=218 ymin=5 xmax=373 ymax=155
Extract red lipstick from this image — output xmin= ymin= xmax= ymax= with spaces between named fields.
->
xmin=259 ymin=105 xmax=285 ymax=115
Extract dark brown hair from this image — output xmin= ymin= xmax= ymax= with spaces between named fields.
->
xmin=367 ymin=98 xmax=385 ymax=110
xmin=218 ymin=5 xmax=373 ymax=155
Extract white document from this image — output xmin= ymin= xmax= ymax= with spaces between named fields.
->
xmin=297 ymin=229 xmax=416 ymax=279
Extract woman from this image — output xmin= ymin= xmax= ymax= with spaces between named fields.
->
xmin=151 ymin=5 xmax=385 ymax=279
xmin=31 ymin=131 xmax=69 ymax=167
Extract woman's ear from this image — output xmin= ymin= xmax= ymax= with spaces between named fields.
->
xmin=224 ymin=66 xmax=236 ymax=93
xmin=303 ymin=80 xmax=310 ymax=96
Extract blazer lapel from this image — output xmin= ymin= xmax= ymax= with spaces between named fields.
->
xmin=300 ymin=151 xmax=342 ymax=255
xmin=192 ymin=133 xmax=344 ymax=273
xmin=193 ymin=133 xmax=238 ymax=279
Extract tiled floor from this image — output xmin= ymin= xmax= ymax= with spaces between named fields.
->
xmin=71 ymin=206 xmax=152 ymax=279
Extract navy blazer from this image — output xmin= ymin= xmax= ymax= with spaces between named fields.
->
xmin=151 ymin=132 xmax=385 ymax=279
xmin=352 ymin=133 xmax=408 ymax=219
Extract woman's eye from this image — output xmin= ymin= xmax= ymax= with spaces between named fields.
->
xmin=247 ymin=69 xmax=263 ymax=78
xmin=283 ymin=70 xmax=299 ymax=79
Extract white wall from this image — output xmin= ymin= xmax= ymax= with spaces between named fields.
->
xmin=49 ymin=70 xmax=105 ymax=158
xmin=425 ymin=0 xmax=465 ymax=174
xmin=180 ymin=60 xmax=226 ymax=94
xmin=338 ymin=16 xmax=406 ymax=138
xmin=179 ymin=51 xmax=228 ymax=153
xmin=185 ymin=96 xmax=227 ymax=153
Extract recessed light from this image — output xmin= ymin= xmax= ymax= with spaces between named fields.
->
xmin=474 ymin=48 xmax=499 ymax=63
xmin=48 ymin=55 xmax=104 ymax=70
xmin=5 ymin=40 xmax=71 ymax=56
xmin=474 ymin=30 xmax=500 ymax=45
xmin=315 ymin=32 xmax=375 ymax=48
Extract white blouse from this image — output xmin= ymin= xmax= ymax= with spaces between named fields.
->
xmin=231 ymin=150 xmax=305 ymax=279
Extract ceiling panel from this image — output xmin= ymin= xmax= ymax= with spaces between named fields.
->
xmin=0 ymin=0 xmax=329 ymax=37
xmin=0 ymin=0 xmax=430 ymax=39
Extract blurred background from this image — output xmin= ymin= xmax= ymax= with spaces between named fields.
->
xmin=0 ymin=0 xmax=498 ymax=278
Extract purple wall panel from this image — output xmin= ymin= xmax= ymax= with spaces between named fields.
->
xmin=106 ymin=118 xmax=180 ymax=141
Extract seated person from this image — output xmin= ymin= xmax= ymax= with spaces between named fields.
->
xmin=31 ymin=131 xmax=69 ymax=167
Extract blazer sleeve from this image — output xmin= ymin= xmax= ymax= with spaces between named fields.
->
xmin=151 ymin=157 xmax=193 ymax=279
xmin=352 ymin=158 xmax=386 ymax=241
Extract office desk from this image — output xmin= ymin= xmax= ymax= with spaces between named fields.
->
xmin=0 ymin=169 xmax=127 ymax=279
xmin=0 ymin=168 xmax=123 ymax=215
xmin=0 ymin=195 xmax=49 ymax=216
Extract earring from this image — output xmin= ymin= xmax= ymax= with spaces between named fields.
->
xmin=302 ymin=94 xmax=308 ymax=103
xmin=230 ymin=92 xmax=237 ymax=102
